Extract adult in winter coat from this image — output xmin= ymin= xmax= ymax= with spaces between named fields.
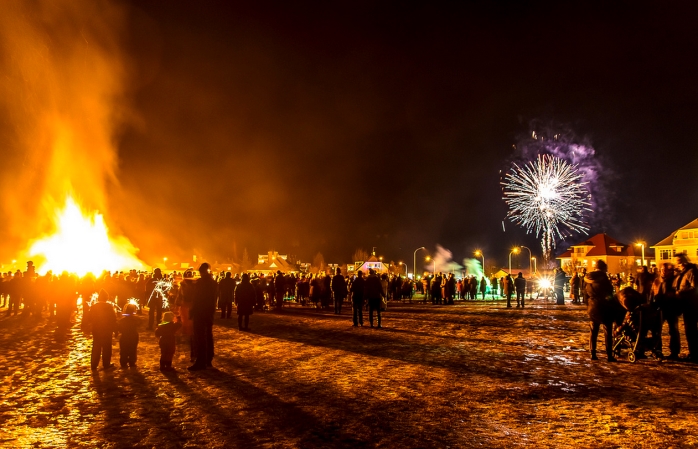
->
xmin=331 ymin=268 xmax=348 ymax=314
xmin=570 ymin=272 xmax=581 ymax=304
xmin=188 ymin=263 xmax=218 ymax=371
xmin=218 ymin=272 xmax=236 ymax=319
xmin=673 ymin=253 xmax=698 ymax=362
xmin=503 ymin=274 xmax=514 ymax=308
xmin=365 ymin=269 xmax=384 ymax=328
xmin=650 ymin=263 xmax=679 ymax=359
xmin=514 ymin=273 xmax=527 ymax=308
xmin=350 ymin=271 xmax=366 ymax=326
xmin=89 ymin=289 xmax=117 ymax=370
xmin=235 ymin=273 xmax=256 ymax=331
xmin=585 ymin=260 xmax=624 ymax=362
xmin=479 ymin=277 xmax=487 ymax=300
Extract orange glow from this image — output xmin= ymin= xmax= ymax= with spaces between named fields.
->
xmin=28 ymin=196 xmax=146 ymax=277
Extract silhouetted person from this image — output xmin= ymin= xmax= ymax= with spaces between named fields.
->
xmin=479 ymin=276 xmax=487 ymax=300
xmin=490 ymin=276 xmax=498 ymax=300
xmin=332 ymin=268 xmax=347 ymax=314
xmin=235 ymin=273 xmax=256 ymax=331
xmin=365 ymin=269 xmax=384 ymax=328
xmin=651 ymin=263 xmax=679 ymax=359
xmin=554 ymin=268 xmax=566 ymax=305
xmin=674 ymin=253 xmax=698 ymax=363
xmin=146 ymin=268 xmax=164 ymax=330
xmin=156 ymin=311 xmax=182 ymax=370
xmin=635 ymin=266 xmax=655 ymax=304
xmin=118 ymin=303 xmax=140 ymax=368
xmin=218 ymin=272 xmax=236 ymax=319
xmin=570 ymin=272 xmax=581 ymax=304
xmin=88 ymin=289 xmax=117 ymax=370
xmin=514 ymin=272 xmax=526 ymax=308
xmin=504 ymin=274 xmax=513 ymax=308
xmin=275 ymin=271 xmax=286 ymax=310
xmin=350 ymin=271 xmax=365 ymax=327
xmin=586 ymin=260 xmax=623 ymax=362
xmin=188 ymin=263 xmax=217 ymax=371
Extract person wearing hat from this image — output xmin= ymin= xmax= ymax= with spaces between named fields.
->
xmin=155 ymin=311 xmax=182 ymax=370
xmin=188 ymin=263 xmax=218 ymax=371
xmin=117 ymin=303 xmax=140 ymax=368
xmin=89 ymin=289 xmax=117 ymax=370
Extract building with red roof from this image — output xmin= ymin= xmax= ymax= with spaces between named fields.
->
xmin=556 ymin=233 xmax=644 ymax=276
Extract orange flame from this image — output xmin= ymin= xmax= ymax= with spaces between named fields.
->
xmin=28 ymin=196 xmax=146 ymax=277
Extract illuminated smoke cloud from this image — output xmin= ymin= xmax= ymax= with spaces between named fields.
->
xmin=432 ymin=245 xmax=463 ymax=274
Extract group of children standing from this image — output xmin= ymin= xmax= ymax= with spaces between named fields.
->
xmin=86 ymin=289 xmax=182 ymax=371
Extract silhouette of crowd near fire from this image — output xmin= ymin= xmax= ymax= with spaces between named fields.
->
xmin=2 ymin=254 xmax=698 ymax=370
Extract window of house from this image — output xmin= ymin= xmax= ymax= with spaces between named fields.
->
xmin=681 ymin=232 xmax=689 ymax=239
xmin=660 ymin=249 xmax=673 ymax=260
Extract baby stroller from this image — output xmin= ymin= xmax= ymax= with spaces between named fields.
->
xmin=612 ymin=287 xmax=662 ymax=363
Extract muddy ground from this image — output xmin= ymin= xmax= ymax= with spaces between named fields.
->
xmin=1 ymin=297 xmax=697 ymax=448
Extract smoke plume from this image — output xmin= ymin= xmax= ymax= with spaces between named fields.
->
xmin=0 ymin=0 xmax=133 ymax=261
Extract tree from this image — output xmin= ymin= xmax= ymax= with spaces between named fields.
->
xmin=241 ymin=248 xmax=252 ymax=271
xmin=312 ymin=252 xmax=326 ymax=273
xmin=352 ymin=248 xmax=369 ymax=263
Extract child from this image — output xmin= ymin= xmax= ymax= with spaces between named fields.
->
xmin=155 ymin=311 xmax=181 ymax=370
xmin=117 ymin=303 xmax=140 ymax=368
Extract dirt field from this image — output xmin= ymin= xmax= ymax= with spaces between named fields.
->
xmin=1 ymin=297 xmax=697 ymax=448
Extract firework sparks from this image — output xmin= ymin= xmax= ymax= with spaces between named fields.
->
xmin=501 ymin=154 xmax=592 ymax=261
xmin=148 ymin=279 xmax=173 ymax=310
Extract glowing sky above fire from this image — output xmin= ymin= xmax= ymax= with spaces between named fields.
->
xmin=1 ymin=1 xmax=697 ymax=269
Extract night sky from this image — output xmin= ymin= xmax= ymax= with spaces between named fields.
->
xmin=2 ymin=1 xmax=698 ymax=270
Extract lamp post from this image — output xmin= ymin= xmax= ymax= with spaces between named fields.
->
xmin=520 ymin=246 xmax=532 ymax=276
xmin=531 ymin=257 xmax=537 ymax=274
xmin=426 ymin=256 xmax=436 ymax=274
xmin=508 ymin=248 xmax=520 ymax=274
xmin=475 ymin=250 xmax=485 ymax=276
xmin=413 ymin=247 xmax=426 ymax=279
xmin=635 ymin=242 xmax=645 ymax=267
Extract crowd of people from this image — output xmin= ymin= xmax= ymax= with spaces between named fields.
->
xmin=582 ymin=254 xmax=698 ymax=363
xmin=2 ymin=256 xmax=697 ymax=369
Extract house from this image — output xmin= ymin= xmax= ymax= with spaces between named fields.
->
xmin=355 ymin=252 xmax=389 ymax=274
xmin=652 ymin=218 xmax=698 ymax=265
xmin=557 ymin=233 xmax=644 ymax=276
xmin=249 ymin=251 xmax=297 ymax=275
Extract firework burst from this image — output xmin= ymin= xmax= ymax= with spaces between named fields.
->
xmin=502 ymin=154 xmax=592 ymax=262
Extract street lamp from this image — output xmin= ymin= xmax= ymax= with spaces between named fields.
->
xmin=519 ymin=246 xmax=532 ymax=276
xmin=426 ymin=256 xmax=436 ymax=274
xmin=475 ymin=250 xmax=485 ymax=276
xmin=399 ymin=262 xmax=408 ymax=277
xmin=508 ymin=247 xmax=520 ymax=274
xmin=414 ymin=247 xmax=426 ymax=279
xmin=635 ymin=242 xmax=645 ymax=267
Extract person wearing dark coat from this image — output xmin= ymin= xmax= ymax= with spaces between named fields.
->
xmin=364 ymin=269 xmax=384 ymax=328
xmin=117 ymin=303 xmax=140 ymax=368
xmin=350 ymin=271 xmax=365 ymax=326
xmin=586 ymin=260 xmax=624 ymax=362
xmin=490 ymin=276 xmax=498 ymax=300
xmin=146 ymin=268 xmax=164 ymax=330
xmin=650 ymin=263 xmax=679 ymax=359
xmin=89 ymin=289 xmax=117 ymax=370
xmin=514 ymin=272 xmax=526 ymax=308
xmin=155 ymin=311 xmax=182 ymax=370
xmin=188 ymin=263 xmax=218 ymax=371
xmin=479 ymin=277 xmax=487 ymax=300
xmin=673 ymin=253 xmax=698 ymax=362
xmin=431 ymin=273 xmax=442 ymax=305
xmin=332 ymin=268 xmax=348 ymax=314
xmin=503 ymin=274 xmax=513 ymax=308
xmin=218 ymin=272 xmax=236 ymax=319
xmin=570 ymin=272 xmax=581 ymax=304
xmin=275 ymin=272 xmax=286 ymax=310
xmin=235 ymin=273 xmax=256 ymax=331
xmin=445 ymin=274 xmax=456 ymax=305
xmin=554 ymin=268 xmax=566 ymax=305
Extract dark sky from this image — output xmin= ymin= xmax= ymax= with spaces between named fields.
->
xmin=13 ymin=0 xmax=698 ymax=270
